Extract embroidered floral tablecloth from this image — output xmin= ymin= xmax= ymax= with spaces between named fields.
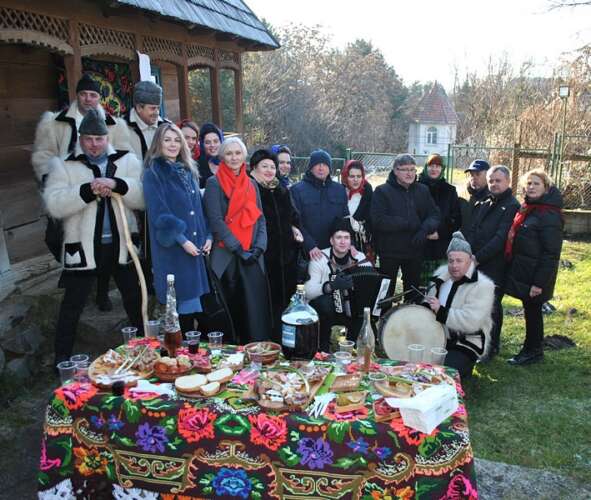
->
xmin=38 ymin=360 xmax=478 ymax=499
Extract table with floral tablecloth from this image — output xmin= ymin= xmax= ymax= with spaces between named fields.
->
xmin=38 ymin=353 xmax=478 ymax=500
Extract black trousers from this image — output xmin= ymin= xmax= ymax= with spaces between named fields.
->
xmin=310 ymin=294 xmax=364 ymax=352
xmin=489 ymin=286 xmax=504 ymax=352
xmin=96 ymin=269 xmax=111 ymax=302
xmin=379 ymin=256 xmax=422 ymax=304
xmin=522 ymin=300 xmax=544 ymax=352
xmin=445 ymin=348 xmax=475 ymax=379
xmin=220 ymin=256 xmax=271 ymax=345
xmin=54 ymin=244 xmax=142 ymax=363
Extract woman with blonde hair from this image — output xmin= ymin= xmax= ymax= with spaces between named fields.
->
xmin=143 ymin=123 xmax=211 ymax=333
xmin=505 ymin=169 xmax=564 ymax=366
xmin=203 ymin=137 xmax=271 ymax=343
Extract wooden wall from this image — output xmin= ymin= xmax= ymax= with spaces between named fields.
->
xmin=157 ymin=61 xmax=180 ymax=123
xmin=0 ymin=44 xmax=58 ymax=262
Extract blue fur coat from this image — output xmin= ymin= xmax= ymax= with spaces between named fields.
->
xmin=143 ymin=157 xmax=211 ymax=308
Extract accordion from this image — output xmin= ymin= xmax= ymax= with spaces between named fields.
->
xmin=333 ymin=266 xmax=390 ymax=318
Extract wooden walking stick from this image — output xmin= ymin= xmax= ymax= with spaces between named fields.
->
xmin=111 ymin=193 xmax=149 ymax=334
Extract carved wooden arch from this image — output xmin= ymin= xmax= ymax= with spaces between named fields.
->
xmin=188 ymin=57 xmax=215 ymax=69
xmin=219 ymin=62 xmax=239 ymax=72
xmin=0 ymin=29 xmax=73 ymax=54
xmin=81 ymin=45 xmax=134 ymax=60
xmin=144 ymin=51 xmax=184 ymax=66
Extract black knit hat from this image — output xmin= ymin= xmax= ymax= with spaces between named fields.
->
xmin=199 ymin=122 xmax=223 ymax=143
xmin=308 ymin=149 xmax=332 ymax=170
xmin=330 ymin=217 xmax=354 ymax=238
xmin=79 ymin=109 xmax=108 ymax=136
xmin=76 ymin=73 xmax=101 ymax=94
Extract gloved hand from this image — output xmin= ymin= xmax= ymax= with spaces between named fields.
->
xmin=411 ymin=230 xmax=427 ymax=247
xmin=250 ymin=247 xmax=263 ymax=259
xmin=329 ymin=274 xmax=354 ymax=292
xmin=239 ymin=250 xmax=255 ymax=264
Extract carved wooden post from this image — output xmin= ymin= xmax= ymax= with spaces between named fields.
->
xmin=210 ymin=50 xmax=222 ymax=126
xmin=234 ymin=54 xmax=244 ymax=134
xmin=64 ymin=20 xmax=82 ymax=102
xmin=178 ymin=43 xmax=191 ymax=120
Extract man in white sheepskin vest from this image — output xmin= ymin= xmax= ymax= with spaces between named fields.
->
xmin=43 ymin=109 xmax=145 ymax=368
xmin=425 ymin=231 xmax=495 ymax=378
xmin=31 ymin=73 xmax=131 ymax=185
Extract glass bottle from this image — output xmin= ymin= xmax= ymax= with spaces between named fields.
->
xmin=356 ymin=307 xmax=375 ymax=372
xmin=281 ymin=284 xmax=320 ymax=360
xmin=163 ymin=274 xmax=182 ymax=357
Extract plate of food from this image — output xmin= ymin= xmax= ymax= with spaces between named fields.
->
xmin=89 ymin=346 xmax=160 ymax=389
xmin=154 ymin=354 xmax=193 ymax=381
xmin=244 ymin=341 xmax=282 ymax=365
xmin=174 ymin=367 xmax=234 ymax=398
xmin=374 ymin=364 xmax=455 ymax=398
xmin=334 ymin=391 xmax=368 ymax=413
xmin=252 ymin=368 xmax=311 ymax=410
xmin=330 ymin=373 xmax=363 ymax=393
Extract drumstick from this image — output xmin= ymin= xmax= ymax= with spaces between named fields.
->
xmin=411 ymin=285 xmax=427 ymax=299
xmin=112 ymin=193 xmax=149 ymax=334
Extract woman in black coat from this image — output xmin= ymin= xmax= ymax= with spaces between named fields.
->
xmin=505 ymin=169 xmax=564 ymax=366
xmin=197 ymin=122 xmax=223 ymax=189
xmin=250 ymin=149 xmax=303 ymax=341
xmin=418 ymin=154 xmax=461 ymax=285
xmin=341 ymin=160 xmax=374 ymax=261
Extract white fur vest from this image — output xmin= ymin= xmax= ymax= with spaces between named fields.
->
xmin=43 ymin=145 xmax=144 ymax=270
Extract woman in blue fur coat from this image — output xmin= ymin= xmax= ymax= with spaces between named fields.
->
xmin=143 ymin=123 xmax=211 ymax=333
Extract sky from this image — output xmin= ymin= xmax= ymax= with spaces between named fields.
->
xmin=246 ymin=0 xmax=591 ymax=89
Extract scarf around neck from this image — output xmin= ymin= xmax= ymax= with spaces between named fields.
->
xmin=341 ymin=160 xmax=367 ymax=199
xmin=216 ymin=162 xmax=261 ymax=251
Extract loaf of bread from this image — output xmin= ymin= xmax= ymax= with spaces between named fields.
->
xmin=175 ymin=373 xmax=207 ymax=393
xmin=200 ymin=381 xmax=221 ymax=396
xmin=206 ymin=367 xmax=233 ymax=384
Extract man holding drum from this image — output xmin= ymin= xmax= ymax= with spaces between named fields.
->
xmin=424 ymin=231 xmax=495 ymax=378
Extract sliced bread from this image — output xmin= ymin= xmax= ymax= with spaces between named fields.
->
xmin=175 ymin=373 xmax=207 ymax=393
xmin=200 ymin=381 xmax=221 ymax=396
xmin=207 ymin=367 xmax=233 ymax=384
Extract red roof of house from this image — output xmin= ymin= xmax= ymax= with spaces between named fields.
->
xmin=411 ymin=82 xmax=458 ymax=124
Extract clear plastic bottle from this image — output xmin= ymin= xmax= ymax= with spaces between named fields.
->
xmin=281 ymin=284 xmax=320 ymax=360
xmin=356 ymin=307 xmax=375 ymax=372
xmin=163 ymin=274 xmax=182 ymax=357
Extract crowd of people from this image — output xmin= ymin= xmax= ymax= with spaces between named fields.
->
xmin=34 ymin=74 xmax=565 ymax=378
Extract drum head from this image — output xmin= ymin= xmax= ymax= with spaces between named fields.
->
xmin=379 ymin=304 xmax=445 ymax=362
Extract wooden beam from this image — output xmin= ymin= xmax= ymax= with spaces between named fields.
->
xmin=64 ymin=19 xmax=82 ymax=102
xmin=210 ymin=61 xmax=222 ymax=127
xmin=178 ymin=43 xmax=191 ymax=120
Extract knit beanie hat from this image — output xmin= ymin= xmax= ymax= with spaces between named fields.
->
xmin=76 ymin=73 xmax=101 ymax=94
xmin=79 ymin=109 xmax=108 ymax=136
xmin=330 ymin=217 xmax=354 ymax=238
xmin=199 ymin=122 xmax=223 ymax=143
xmin=446 ymin=231 xmax=472 ymax=255
xmin=308 ymin=149 xmax=332 ymax=170
xmin=133 ymin=80 xmax=163 ymax=106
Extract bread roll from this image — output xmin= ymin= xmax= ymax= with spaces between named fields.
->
xmin=175 ymin=373 xmax=207 ymax=393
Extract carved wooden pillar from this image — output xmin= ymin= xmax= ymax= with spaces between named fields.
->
xmin=210 ymin=50 xmax=222 ymax=126
xmin=178 ymin=43 xmax=191 ymax=120
xmin=234 ymin=54 xmax=244 ymax=134
xmin=64 ymin=20 xmax=82 ymax=102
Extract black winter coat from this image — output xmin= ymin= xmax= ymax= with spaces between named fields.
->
xmin=459 ymin=185 xmax=490 ymax=234
xmin=465 ymin=188 xmax=520 ymax=286
xmin=505 ymin=187 xmax=564 ymax=303
xmin=371 ymin=172 xmax=441 ymax=259
xmin=418 ymin=175 xmax=461 ymax=260
xmin=197 ymin=154 xmax=216 ymax=189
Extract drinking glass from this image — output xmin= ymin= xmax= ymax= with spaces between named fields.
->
xmin=334 ymin=351 xmax=352 ymax=374
xmin=70 ymin=354 xmax=89 ymax=365
xmin=146 ymin=320 xmax=160 ymax=338
xmin=407 ymin=344 xmax=425 ymax=363
xmin=121 ymin=326 xmax=138 ymax=345
xmin=186 ymin=331 xmax=201 ymax=354
xmin=338 ymin=340 xmax=355 ymax=353
xmin=74 ymin=360 xmax=91 ymax=383
xmin=430 ymin=347 xmax=448 ymax=365
xmin=57 ymin=361 xmax=77 ymax=385
xmin=368 ymin=371 xmax=386 ymax=391
xmin=208 ymin=331 xmax=223 ymax=354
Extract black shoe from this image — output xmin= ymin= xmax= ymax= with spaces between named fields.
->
xmin=96 ymin=296 xmax=113 ymax=311
xmin=507 ymin=350 xmax=543 ymax=366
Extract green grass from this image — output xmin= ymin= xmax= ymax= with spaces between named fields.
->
xmin=463 ymin=239 xmax=591 ymax=482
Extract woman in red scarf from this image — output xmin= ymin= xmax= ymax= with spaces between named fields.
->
xmin=341 ymin=160 xmax=374 ymax=261
xmin=504 ymin=169 xmax=564 ymax=366
xmin=203 ymin=137 xmax=271 ymax=343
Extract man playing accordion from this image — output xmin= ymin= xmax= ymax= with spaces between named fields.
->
xmin=304 ymin=218 xmax=373 ymax=351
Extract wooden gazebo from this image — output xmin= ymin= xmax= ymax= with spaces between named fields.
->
xmin=0 ymin=0 xmax=278 ymax=298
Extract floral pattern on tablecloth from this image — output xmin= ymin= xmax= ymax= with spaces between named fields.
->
xmin=39 ymin=361 xmax=478 ymax=499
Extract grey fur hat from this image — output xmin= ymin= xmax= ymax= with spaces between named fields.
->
xmin=446 ymin=231 xmax=472 ymax=255
xmin=133 ymin=80 xmax=162 ymax=106
xmin=79 ymin=109 xmax=108 ymax=136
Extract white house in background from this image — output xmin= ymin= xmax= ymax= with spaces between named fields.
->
xmin=408 ymin=82 xmax=458 ymax=156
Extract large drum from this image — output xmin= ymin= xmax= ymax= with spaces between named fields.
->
xmin=378 ymin=304 xmax=445 ymax=361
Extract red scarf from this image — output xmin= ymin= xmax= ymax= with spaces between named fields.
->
xmin=504 ymin=202 xmax=562 ymax=260
xmin=216 ymin=162 xmax=261 ymax=251
xmin=341 ymin=160 xmax=367 ymax=199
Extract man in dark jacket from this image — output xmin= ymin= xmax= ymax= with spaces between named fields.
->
xmin=465 ymin=165 xmax=520 ymax=359
xmin=371 ymin=154 xmax=440 ymax=303
xmin=291 ymin=149 xmax=349 ymax=261
xmin=460 ymin=159 xmax=491 ymax=234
